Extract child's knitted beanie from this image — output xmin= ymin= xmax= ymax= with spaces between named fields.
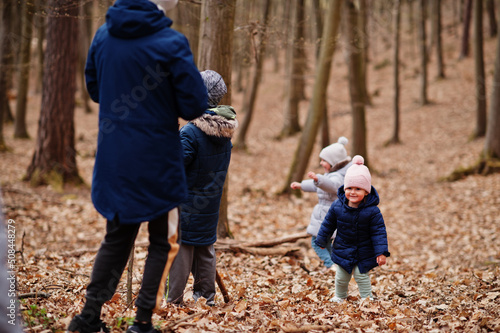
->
xmin=344 ymin=155 xmax=371 ymax=193
xmin=319 ymin=136 xmax=351 ymax=168
xmin=200 ymin=70 xmax=227 ymax=107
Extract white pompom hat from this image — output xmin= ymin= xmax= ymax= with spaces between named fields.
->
xmin=319 ymin=136 xmax=351 ymax=168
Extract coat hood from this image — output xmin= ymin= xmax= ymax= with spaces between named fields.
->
xmin=106 ymin=0 xmax=172 ymax=38
xmin=337 ymin=185 xmax=380 ymax=208
xmin=191 ymin=108 xmax=238 ymax=145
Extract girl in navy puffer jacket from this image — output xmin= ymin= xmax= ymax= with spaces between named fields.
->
xmin=316 ymin=156 xmax=390 ymax=302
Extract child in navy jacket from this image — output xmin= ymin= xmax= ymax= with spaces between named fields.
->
xmin=315 ymin=155 xmax=390 ymax=302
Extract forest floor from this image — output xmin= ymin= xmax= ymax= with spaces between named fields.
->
xmin=2 ymin=20 xmax=500 ymax=333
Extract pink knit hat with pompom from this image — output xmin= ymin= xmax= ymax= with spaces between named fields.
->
xmin=344 ymin=155 xmax=371 ymax=193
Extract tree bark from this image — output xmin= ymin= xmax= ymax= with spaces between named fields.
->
xmin=418 ymin=0 xmax=428 ymax=106
xmin=486 ymin=0 xmax=498 ymax=38
xmin=25 ymin=0 xmax=82 ymax=187
xmin=459 ymin=0 xmax=473 ymax=59
xmin=345 ymin=0 xmax=368 ymax=160
xmin=281 ymin=0 xmax=343 ymax=193
xmin=312 ymin=0 xmax=330 ymax=149
xmin=233 ymin=0 xmax=252 ymax=93
xmin=14 ymin=0 xmax=35 ymax=139
xmin=473 ymin=0 xmax=487 ymax=138
xmin=198 ymin=0 xmax=237 ymax=239
xmin=280 ymin=0 xmax=305 ymax=138
xmin=0 ymin=0 xmax=14 ymax=151
xmin=79 ymin=0 xmax=93 ymax=114
xmin=234 ymin=0 xmax=272 ymax=151
xmin=388 ymin=0 xmax=401 ymax=146
xmin=483 ymin=17 xmax=500 ymax=161
xmin=434 ymin=0 xmax=445 ymax=78
xmin=171 ymin=0 xmax=201 ymax=66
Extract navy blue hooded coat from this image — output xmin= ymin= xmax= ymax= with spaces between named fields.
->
xmin=85 ymin=0 xmax=207 ymax=224
xmin=179 ymin=107 xmax=237 ymax=246
xmin=315 ymin=185 xmax=390 ymax=274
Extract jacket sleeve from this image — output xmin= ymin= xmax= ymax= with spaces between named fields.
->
xmin=180 ymin=125 xmax=197 ymax=167
xmin=300 ymin=179 xmax=317 ymax=193
xmin=168 ymin=35 xmax=207 ymax=121
xmin=315 ymin=205 xmax=337 ymax=248
xmin=315 ymin=173 xmax=344 ymax=194
xmin=369 ymin=207 xmax=390 ymax=257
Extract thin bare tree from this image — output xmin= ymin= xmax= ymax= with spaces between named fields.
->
xmin=281 ymin=0 xmax=343 ymax=193
xmin=345 ymin=0 xmax=368 ymax=160
xmin=234 ymin=0 xmax=272 ymax=151
xmin=280 ymin=0 xmax=306 ymax=138
xmin=387 ymin=0 xmax=402 ymax=146
xmin=14 ymin=0 xmax=35 ymax=138
xmin=418 ymin=0 xmax=428 ymax=105
xmin=486 ymin=0 xmax=497 ymax=38
xmin=0 ymin=0 xmax=15 ymax=151
xmin=472 ymin=0 xmax=487 ymax=138
xmin=459 ymin=0 xmax=473 ymax=59
xmin=434 ymin=0 xmax=445 ymax=78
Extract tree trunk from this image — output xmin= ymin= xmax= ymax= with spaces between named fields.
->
xmin=388 ymin=0 xmax=401 ymax=146
xmin=280 ymin=0 xmax=305 ymax=138
xmin=172 ymin=0 xmax=201 ymax=66
xmin=345 ymin=0 xmax=368 ymax=160
xmin=483 ymin=21 xmax=500 ymax=163
xmin=486 ymin=0 xmax=498 ymax=38
xmin=312 ymin=0 xmax=330 ymax=149
xmin=14 ymin=0 xmax=35 ymax=139
xmin=459 ymin=0 xmax=472 ymax=59
xmin=281 ymin=0 xmax=343 ymax=193
xmin=418 ymin=0 xmax=428 ymax=106
xmin=34 ymin=0 xmax=46 ymax=94
xmin=233 ymin=0 xmax=253 ymax=93
xmin=358 ymin=0 xmax=371 ymax=106
xmin=234 ymin=0 xmax=272 ymax=151
xmin=434 ymin=0 xmax=445 ymax=78
xmin=473 ymin=0 xmax=487 ymax=138
xmin=0 ymin=0 xmax=14 ymax=151
xmin=79 ymin=0 xmax=93 ymax=114
xmin=25 ymin=0 xmax=82 ymax=188
xmin=198 ymin=0 xmax=236 ymax=239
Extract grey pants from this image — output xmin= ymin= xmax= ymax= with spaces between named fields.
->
xmin=166 ymin=243 xmax=216 ymax=305
xmin=335 ymin=265 xmax=372 ymax=299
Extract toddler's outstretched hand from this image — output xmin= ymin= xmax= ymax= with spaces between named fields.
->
xmin=290 ymin=182 xmax=301 ymax=190
xmin=307 ymin=172 xmax=318 ymax=182
xmin=377 ymin=255 xmax=387 ymax=266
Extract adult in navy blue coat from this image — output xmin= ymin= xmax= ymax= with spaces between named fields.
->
xmin=68 ymin=0 xmax=207 ymax=332
xmin=316 ymin=156 xmax=390 ymax=302
xmin=166 ymin=70 xmax=237 ymax=306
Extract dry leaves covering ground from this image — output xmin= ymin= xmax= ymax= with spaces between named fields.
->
xmin=2 ymin=25 xmax=500 ymax=333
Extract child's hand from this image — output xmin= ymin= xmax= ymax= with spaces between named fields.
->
xmin=290 ymin=182 xmax=301 ymax=190
xmin=377 ymin=255 xmax=387 ymax=266
xmin=307 ymin=172 xmax=318 ymax=182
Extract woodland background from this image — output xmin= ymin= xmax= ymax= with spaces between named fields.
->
xmin=0 ymin=0 xmax=499 ymax=332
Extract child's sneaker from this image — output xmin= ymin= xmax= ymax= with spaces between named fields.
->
xmin=330 ymin=296 xmax=345 ymax=303
xmin=67 ymin=315 xmax=109 ymax=333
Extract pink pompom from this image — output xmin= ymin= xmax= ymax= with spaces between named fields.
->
xmin=352 ymin=155 xmax=364 ymax=165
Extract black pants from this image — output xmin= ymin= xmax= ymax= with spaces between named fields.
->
xmin=85 ymin=209 xmax=180 ymax=316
